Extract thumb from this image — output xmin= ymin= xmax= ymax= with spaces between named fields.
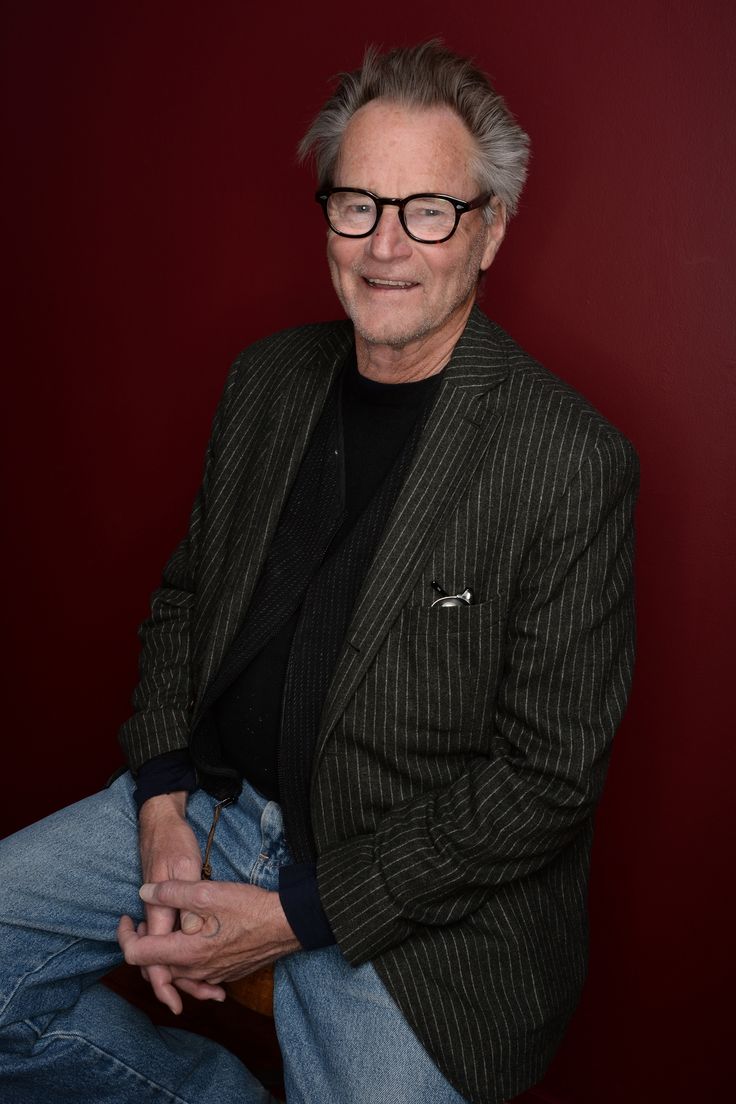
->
xmin=140 ymin=880 xmax=201 ymax=908
xmin=180 ymin=910 xmax=205 ymax=934
xmin=140 ymin=881 xmax=168 ymax=905
xmin=140 ymin=879 xmax=219 ymax=922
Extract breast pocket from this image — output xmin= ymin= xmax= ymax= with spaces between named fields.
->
xmin=382 ymin=597 xmax=507 ymax=756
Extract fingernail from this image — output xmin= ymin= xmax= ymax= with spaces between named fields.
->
xmin=139 ymin=884 xmax=155 ymax=901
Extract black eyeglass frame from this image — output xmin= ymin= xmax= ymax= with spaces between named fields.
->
xmin=315 ymin=187 xmax=493 ymax=244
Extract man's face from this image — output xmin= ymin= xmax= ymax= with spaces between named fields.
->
xmin=327 ymin=100 xmax=505 ymax=353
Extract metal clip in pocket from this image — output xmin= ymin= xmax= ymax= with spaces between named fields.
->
xmin=430 ymin=580 xmax=474 ymax=608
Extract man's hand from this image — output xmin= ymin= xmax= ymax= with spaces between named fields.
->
xmin=118 ymin=879 xmax=301 ymax=987
xmin=136 ymin=792 xmax=222 ymax=1013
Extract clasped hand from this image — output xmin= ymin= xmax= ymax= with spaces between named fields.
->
xmin=121 ymin=792 xmax=299 ymax=1015
xmin=118 ymin=878 xmax=300 ymax=1008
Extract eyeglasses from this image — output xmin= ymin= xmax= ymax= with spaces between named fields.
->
xmin=315 ymin=187 xmax=492 ymax=244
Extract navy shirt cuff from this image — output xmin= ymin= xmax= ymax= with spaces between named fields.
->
xmin=133 ymin=750 xmax=198 ymax=812
xmin=279 ymin=862 xmax=336 ymax=950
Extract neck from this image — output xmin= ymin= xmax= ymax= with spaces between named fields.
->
xmin=355 ymin=302 xmax=473 ymax=383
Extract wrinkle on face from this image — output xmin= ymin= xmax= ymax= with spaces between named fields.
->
xmin=327 ymin=100 xmax=504 ymax=380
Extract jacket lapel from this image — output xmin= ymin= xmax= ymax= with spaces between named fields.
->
xmin=315 ymin=308 xmax=510 ymax=757
xmin=196 ymin=325 xmax=352 ymax=708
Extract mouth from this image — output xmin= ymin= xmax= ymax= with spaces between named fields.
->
xmin=362 ymin=277 xmax=419 ymax=291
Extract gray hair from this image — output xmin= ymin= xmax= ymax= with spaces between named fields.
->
xmin=299 ymin=41 xmax=530 ymax=221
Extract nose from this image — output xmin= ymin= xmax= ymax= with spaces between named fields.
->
xmin=367 ymin=205 xmax=413 ymax=260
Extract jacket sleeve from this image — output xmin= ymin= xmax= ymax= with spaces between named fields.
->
xmin=317 ymin=432 xmax=639 ymax=964
xmin=118 ymin=359 xmax=241 ymax=771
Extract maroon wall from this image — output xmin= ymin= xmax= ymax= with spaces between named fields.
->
xmin=2 ymin=2 xmax=733 ymax=1102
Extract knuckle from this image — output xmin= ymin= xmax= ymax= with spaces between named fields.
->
xmin=171 ymin=857 xmax=198 ymax=880
xmin=191 ymin=883 xmax=212 ymax=910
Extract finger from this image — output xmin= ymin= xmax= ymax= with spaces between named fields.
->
xmin=122 ymin=929 xmax=206 ymax=969
xmin=180 ymin=910 xmax=205 ymax=935
xmin=143 ymin=899 xmax=178 ymax=992
xmin=139 ymin=911 xmax=179 ymax=1012
xmin=140 ymin=880 xmax=209 ymax=911
xmin=148 ymin=964 xmax=183 ymax=1015
xmin=173 ymin=976 xmax=227 ymax=1002
xmin=141 ymin=892 xmax=185 ymax=1012
xmin=117 ymin=913 xmax=137 ymax=948
xmin=145 ymin=899 xmax=178 ymax=938
xmin=118 ymin=916 xmax=182 ymax=1015
xmin=140 ymin=883 xmax=216 ymax=944
xmin=137 ymin=922 xmax=151 ymax=983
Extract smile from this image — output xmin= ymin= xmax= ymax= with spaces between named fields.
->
xmin=363 ymin=277 xmax=418 ymax=289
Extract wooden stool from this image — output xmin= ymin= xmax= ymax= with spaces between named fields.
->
xmin=226 ymin=963 xmax=275 ymax=1017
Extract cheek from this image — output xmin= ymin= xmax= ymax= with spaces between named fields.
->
xmin=327 ymin=236 xmax=360 ymax=280
xmin=428 ymin=256 xmax=463 ymax=294
xmin=418 ymin=241 xmax=467 ymax=289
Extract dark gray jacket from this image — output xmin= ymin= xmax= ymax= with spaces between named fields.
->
xmin=120 ymin=307 xmax=638 ymax=1103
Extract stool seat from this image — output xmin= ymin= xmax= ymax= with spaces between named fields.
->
xmin=226 ymin=963 xmax=275 ymax=1016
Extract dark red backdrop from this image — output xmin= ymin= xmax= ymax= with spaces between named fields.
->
xmin=2 ymin=2 xmax=733 ymax=1102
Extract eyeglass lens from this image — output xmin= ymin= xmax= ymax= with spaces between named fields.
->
xmin=326 ymin=192 xmax=458 ymax=241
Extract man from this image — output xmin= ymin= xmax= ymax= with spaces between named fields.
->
xmin=0 ymin=42 xmax=637 ymax=1104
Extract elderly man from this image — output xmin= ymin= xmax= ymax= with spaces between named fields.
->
xmin=0 ymin=42 xmax=637 ymax=1104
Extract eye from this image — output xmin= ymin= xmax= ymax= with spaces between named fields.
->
xmin=405 ymin=197 xmax=455 ymax=226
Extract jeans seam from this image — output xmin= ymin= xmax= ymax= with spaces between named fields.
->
xmin=0 ymin=935 xmax=85 ymax=1021
xmin=31 ymin=1026 xmax=192 ymax=1103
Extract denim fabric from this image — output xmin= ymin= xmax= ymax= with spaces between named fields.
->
xmin=0 ymin=774 xmax=467 ymax=1103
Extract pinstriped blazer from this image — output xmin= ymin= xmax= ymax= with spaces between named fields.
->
xmin=120 ymin=306 xmax=638 ymax=1104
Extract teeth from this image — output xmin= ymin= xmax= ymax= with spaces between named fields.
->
xmin=366 ymin=278 xmax=415 ymax=288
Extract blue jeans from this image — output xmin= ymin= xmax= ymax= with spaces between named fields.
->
xmin=0 ymin=774 xmax=468 ymax=1103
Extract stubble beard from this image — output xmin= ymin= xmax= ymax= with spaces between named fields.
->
xmin=332 ymin=234 xmax=486 ymax=351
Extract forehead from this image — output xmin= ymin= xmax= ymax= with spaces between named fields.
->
xmin=335 ymin=100 xmax=478 ymax=196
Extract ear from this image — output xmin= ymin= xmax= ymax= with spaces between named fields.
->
xmin=479 ymin=197 xmax=507 ymax=272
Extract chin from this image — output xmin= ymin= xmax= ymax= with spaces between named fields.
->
xmin=355 ymin=323 xmax=429 ymax=350
xmin=349 ymin=307 xmax=433 ymax=350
